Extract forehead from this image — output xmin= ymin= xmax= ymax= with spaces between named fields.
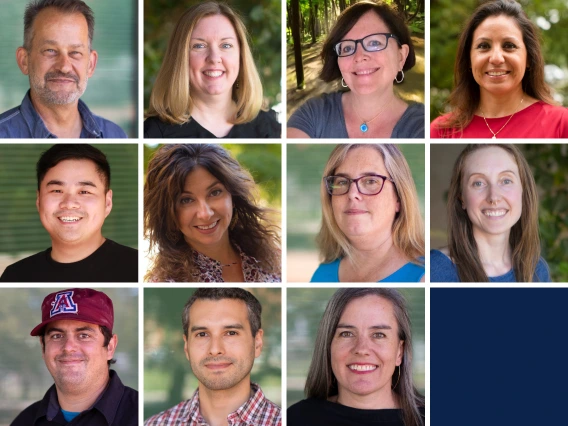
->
xmin=339 ymin=295 xmax=398 ymax=328
xmin=335 ymin=146 xmax=387 ymax=175
xmin=45 ymin=319 xmax=100 ymax=332
xmin=41 ymin=159 xmax=104 ymax=186
xmin=473 ymin=15 xmax=523 ymax=39
xmin=343 ymin=10 xmax=389 ymax=39
xmin=188 ymin=298 xmax=251 ymax=328
xmin=183 ymin=166 xmax=220 ymax=190
xmin=31 ymin=9 xmax=89 ymax=45
xmin=463 ymin=147 xmax=519 ymax=177
xmin=192 ymin=14 xmax=237 ymax=39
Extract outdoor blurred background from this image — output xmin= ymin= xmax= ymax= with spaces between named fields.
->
xmin=287 ymin=287 xmax=425 ymax=407
xmin=0 ymin=287 xmax=138 ymax=426
xmin=431 ymin=0 xmax=568 ymax=121
xmin=287 ymin=143 xmax=425 ymax=282
xmin=0 ymin=1 xmax=138 ymax=137
xmin=142 ymin=143 xmax=282 ymax=279
xmin=144 ymin=287 xmax=281 ymax=420
xmin=430 ymin=143 xmax=568 ymax=282
xmin=144 ymin=0 xmax=282 ymax=120
xmin=0 ymin=144 xmax=138 ymax=277
xmin=286 ymin=0 xmax=425 ymax=120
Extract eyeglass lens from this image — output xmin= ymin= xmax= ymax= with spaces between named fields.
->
xmin=326 ymin=176 xmax=385 ymax=195
xmin=335 ymin=33 xmax=389 ymax=57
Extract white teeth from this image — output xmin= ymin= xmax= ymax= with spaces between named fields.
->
xmin=59 ymin=216 xmax=81 ymax=222
xmin=204 ymin=70 xmax=223 ymax=77
xmin=348 ymin=364 xmax=377 ymax=372
xmin=483 ymin=210 xmax=506 ymax=217
xmin=197 ymin=221 xmax=218 ymax=230
xmin=488 ymin=71 xmax=507 ymax=76
xmin=355 ymin=69 xmax=377 ymax=75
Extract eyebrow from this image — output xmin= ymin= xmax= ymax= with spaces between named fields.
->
xmin=45 ymin=180 xmax=98 ymax=188
xmin=334 ymin=172 xmax=382 ymax=178
xmin=46 ymin=325 xmax=97 ymax=334
xmin=336 ymin=323 xmax=392 ymax=330
xmin=181 ymin=180 xmax=222 ymax=195
xmin=190 ymin=324 xmax=245 ymax=332
xmin=41 ymin=40 xmax=86 ymax=48
xmin=191 ymin=37 xmax=237 ymax=41
xmin=467 ymin=170 xmax=517 ymax=179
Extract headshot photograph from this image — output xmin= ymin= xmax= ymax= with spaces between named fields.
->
xmin=430 ymin=143 xmax=568 ymax=282
xmin=0 ymin=143 xmax=138 ymax=283
xmin=287 ymin=143 xmax=425 ymax=283
xmin=144 ymin=0 xmax=281 ymax=138
xmin=287 ymin=287 xmax=425 ymax=426
xmin=430 ymin=0 xmax=568 ymax=138
xmin=143 ymin=143 xmax=281 ymax=283
xmin=144 ymin=287 xmax=282 ymax=425
xmin=0 ymin=287 xmax=138 ymax=426
xmin=286 ymin=0 xmax=425 ymax=138
xmin=0 ymin=0 xmax=138 ymax=138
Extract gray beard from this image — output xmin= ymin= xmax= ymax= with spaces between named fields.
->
xmin=30 ymin=75 xmax=88 ymax=105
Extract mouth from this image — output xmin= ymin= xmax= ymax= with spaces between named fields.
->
xmin=482 ymin=209 xmax=508 ymax=217
xmin=203 ymin=70 xmax=224 ymax=78
xmin=353 ymin=68 xmax=379 ymax=76
xmin=58 ymin=216 xmax=82 ymax=223
xmin=345 ymin=209 xmax=368 ymax=215
xmin=348 ymin=364 xmax=377 ymax=372
xmin=205 ymin=362 xmax=232 ymax=370
xmin=486 ymin=70 xmax=510 ymax=77
xmin=195 ymin=220 xmax=219 ymax=230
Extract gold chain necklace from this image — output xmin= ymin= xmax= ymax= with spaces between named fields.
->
xmin=479 ymin=97 xmax=524 ymax=139
xmin=351 ymin=95 xmax=392 ymax=133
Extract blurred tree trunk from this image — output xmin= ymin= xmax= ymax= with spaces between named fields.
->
xmin=291 ymin=0 xmax=305 ymax=89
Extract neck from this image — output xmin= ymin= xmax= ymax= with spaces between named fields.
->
xmin=56 ymin=372 xmax=109 ymax=413
xmin=198 ymin=380 xmax=252 ymax=426
xmin=51 ymin=236 xmax=106 ymax=263
xmin=191 ymin=93 xmax=236 ymax=123
xmin=478 ymin=88 xmax=524 ymax=118
xmin=188 ymin=236 xmax=239 ymax=265
xmin=473 ymin=229 xmax=512 ymax=276
xmin=349 ymin=90 xmax=398 ymax=121
xmin=335 ymin=387 xmax=398 ymax=410
xmin=30 ymin=91 xmax=82 ymax=138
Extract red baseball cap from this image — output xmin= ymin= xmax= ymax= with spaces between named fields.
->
xmin=30 ymin=288 xmax=114 ymax=336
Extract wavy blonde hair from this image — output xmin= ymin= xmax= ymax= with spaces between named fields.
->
xmin=146 ymin=1 xmax=263 ymax=125
xmin=317 ymin=144 xmax=424 ymax=264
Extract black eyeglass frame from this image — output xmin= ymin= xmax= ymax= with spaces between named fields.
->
xmin=324 ymin=174 xmax=395 ymax=196
xmin=334 ymin=33 xmax=401 ymax=57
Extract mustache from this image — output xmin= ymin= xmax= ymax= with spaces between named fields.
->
xmin=56 ymin=355 xmax=87 ymax=362
xmin=45 ymin=71 xmax=79 ymax=84
xmin=200 ymin=356 xmax=235 ymax=366
xmin=54 ymin=210 xmax=87 ymax=217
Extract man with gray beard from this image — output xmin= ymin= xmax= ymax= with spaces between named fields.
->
xmin=0 ymin=0 xmax=127 ymax=138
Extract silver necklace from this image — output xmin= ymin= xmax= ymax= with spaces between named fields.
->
xmin=351 ymin=95 xmax=392 ymax=133
xmin=479 ymin=97 xmax=524 ymax=139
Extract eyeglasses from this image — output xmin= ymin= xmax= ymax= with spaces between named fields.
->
xmin=324 ymin=174 xmax=394 ymax=196
xmin=334 ymin=33 xmax=400 ymax=57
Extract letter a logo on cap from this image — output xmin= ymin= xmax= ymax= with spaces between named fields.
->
xmin=50 ymin=291 xmax=78 ymax=317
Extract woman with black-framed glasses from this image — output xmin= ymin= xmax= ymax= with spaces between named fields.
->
xmin=287 ymin=1 xmax=424 ymax=139
xmin=311 ymin=144 xmax=424 ymax=282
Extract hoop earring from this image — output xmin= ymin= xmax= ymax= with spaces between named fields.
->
xmin=341 ymin=78 xmax=348 ymax=88
xmin=229 ymin=209 xmax=238 ymax=230
xmin=395 ymin=70 xmax=404 ymax=84
xmin=392 ymin=365 xmax=401 ymax=389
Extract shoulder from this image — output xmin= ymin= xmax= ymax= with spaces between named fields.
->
xmin=535 ymin=257 xmax=551 ymax=282
xmin=430 ymin=113 xmax=454 ymax=138
xmin=10 ymin=400 xmax=42 ymax=426
xmin=144 ymin=400 xmax=190 ymax=425
xmin=0 ymin=105 xmax=25 ymax=138
xmin=287 ymin=398 xmax=322 ymax=420
xmin=0 ymin=251 xmax=47 ymax=282
xmin=237 ymin=109 xmax=281 ymax=138
xmin=382 ymin=260 xmax=425 ymax=283
xmin=288 ymin=92 xmax=343 ymax=137
xmin=393 ymin=103 xmax=425 ymax=138
xmin=310 ymin=259 xmax=340 ymax=282
xmin=94 ymin=115 xmax=128 ymax=138
xmin=430 ymin=249 xmax=460 ymax=282
xmin=104 ymin=239 xmax=138 ymax=257
xmin=144 ymin=115 xmax=169 ymax=138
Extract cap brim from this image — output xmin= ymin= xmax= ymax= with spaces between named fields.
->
xmin=30 ymin=315 xmax=110 ymax=336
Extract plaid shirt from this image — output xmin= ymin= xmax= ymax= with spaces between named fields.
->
xmin=145 ymin=383 xmax=281 ymax=426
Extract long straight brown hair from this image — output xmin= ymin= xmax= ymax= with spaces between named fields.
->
xmin=447 ymin=144 xmax=542 ymax=282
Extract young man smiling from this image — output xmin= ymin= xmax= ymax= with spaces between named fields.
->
xmin=11 ymin=288 xmax=138 ymax=426
xmin=145 ymin=288 xmax=281 ymax=426
xmin=0 ymin=144 xmax=137 ymax=282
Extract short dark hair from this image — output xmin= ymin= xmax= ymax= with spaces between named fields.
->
xmin=23 ymin=0 xmax=95 ymax=50
xmin=320 ymin=1 xmax=415 ymax=82
xmin=182 ymin=288 xmax=262 ymax=338
xmin=40 ymin=325 xmax=116 ymax=366
xmin=36 ymin=144 xmax=111 ymax=192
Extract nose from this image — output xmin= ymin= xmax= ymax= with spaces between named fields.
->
xmin=208 ymin=335 xmax=225 ymax=356
xmin=489 ymin=47 xmax=504 ymax=64
xmin=55 ymin=53 xmax=73 ymax=73
xmin=487 ymin=183 xmax=502 ymax=204
xmin=62 ymin=335 xmax=78 ymax=352
xmin=353 ymin=41 xmax=368 ymax=62
xmin=346 ymin=180 xmax=362 ymax=200
xmin=59 ymin=193 xmax=79 ymax=209
xmin=353 ymin=335 xmax=370 ymax=355
xmin=207 ymin=46 xmax=221 ymax=64
xmin=196 ymin=200 xmax=214 ymax=220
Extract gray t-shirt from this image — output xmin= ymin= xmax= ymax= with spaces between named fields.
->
xmin=287 ymin=91 xmax=425 ymax=138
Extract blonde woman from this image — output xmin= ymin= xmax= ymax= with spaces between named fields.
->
xmin=311 ymin=144 xmax=424 ymax=282
xmin=144 ymin=1 xmax=280 ymax=138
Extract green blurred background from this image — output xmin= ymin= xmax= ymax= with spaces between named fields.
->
xmin=287 ymin=144 xmax=425 ymax=282
xmin=142 ymin=143 xmax=282 ymax=279
xmin=144 ymin=0 xmax=282 ymax=119
xmin=431 ymin=0 xmax=568 ymax=122
xmin=430 ymin=143 xmax=568 ymax=282
xmin=0 ymin=1 xmax=138 ymax=137
xmin=144 ymin=287 xmax=281 ymax=420
xmin=0 ymin=144 xmax=138 ymax=277
xmin=0 ymin=287 xmax=138 ymax=426
xmin=287 ymin=287 xmax=425 ymax=407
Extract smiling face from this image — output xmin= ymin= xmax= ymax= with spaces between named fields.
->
xmin=37 ymin=159 xmax=112 ymax=251
xmin=331 ymin=147 xmax=399 ymax=244
xmin=461 ymin=146 xmax=523 ymax=240
xmin=176 ymin=166 xmax=233 ymax=254
xmin=338 ymin=11 xmax=408 ymax=95
xmin=183 ymin=298 xmax=262 ymax=391
xmin=17 ymin=9 xmax=97 ymax=106
xmin=331 ymin=295 xmax=403 ymax=406
xmin=470 ymin=15 xmax=527 ymax=99
xmin=42 ymin=320 xmax=116 ymax=393
xmin=188 ymin=14 xmax=240 ymax=100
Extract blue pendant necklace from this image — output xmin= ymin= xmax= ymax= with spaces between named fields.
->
xmin=351 ymin=94 xmax=391 ymax=134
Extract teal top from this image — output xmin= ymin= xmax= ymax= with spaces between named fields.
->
xmin=310 ymin=259 xmax=425 ymax=282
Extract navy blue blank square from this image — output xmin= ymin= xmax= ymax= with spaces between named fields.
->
xmin=431 ymin=288 xmax=568 ymax=426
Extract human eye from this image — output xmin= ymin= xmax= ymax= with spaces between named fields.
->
xmin=49 ymin=333 xmax=63 ymax=340
xmin=79 ymin=189 xmax=91 ymax=194
xmin=503 ymin=42 xmax=517 ymax=50
xmin=179 ymin=196 xmax=193 ymax=205
xmin=372 ymin=332 xmax=386 ymax=339
xmin=338 ymin=330 xmax=354 ymax=337
xmin=475 ymin=42 xmax=490 ymax=50
xmin=210 ymin=188 xmax=223 ymax=197
xmin=191 ymin=42 xmax=206 ymax=50
xmin=502 ymin=177 xmax=514 ymax=185
xmin=340 ymin=43 xmax=354 ymax=55
xmin=226 ymin=330 xmax=239 ymax=336
xmin=78 ymin=333 xmax=91 ymax=339
xmin=472 ymin=181 xmax=485 ymax=188
xmin=195 ymin=331 xmax=208 ymax=338
xmin=221 ymin=42 xmax=233 ymax=49
xmin=366 ymin=36 xmax=386 ymax=49
xmin=333 ymin=177 xmax=349 ymax=187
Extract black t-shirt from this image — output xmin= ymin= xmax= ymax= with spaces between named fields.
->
xmin=10 ymin=370 xmax=138 ymax=426
xmin=144 ymin=109 xmax=281 ymax=138
xmin=0 ymin=239 xmax=138 ymax=283
xmin=287 ymin=398 xmax=424 ymax=426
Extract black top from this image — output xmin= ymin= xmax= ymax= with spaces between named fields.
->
xmin=287 ymin=398 xmax=424 ymax=426
xmin=144 ymin=110 xmax=281 ymax=138
xmin=0 ymin=239 xmax=138 ymax=283
xmin=10 ymin=370 xmax=138 ymax=426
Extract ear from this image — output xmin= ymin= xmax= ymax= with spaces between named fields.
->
xmin=183 ymin=334 xmax=191 ymax=362
xmin=395 ymin=199 xmax=401 ymax=213
xmin=396 ymin=340 xmax=404 ymax=366
xmin=106 ymin=334 xmax=118 ymax=360
xmin=398 ymin=44 xmax=410 ymax=71
xmin=36 ymin=190 xmax=40 ymax=212
xmin=87 ymin=49 xmax=98 ymax=78
xmin=16 ymin=47 xmax=30 ymax=75
xmin=254 ymin=329 xmax=264 ymax=358
xmin=104 ymin=189 xmax=113 ymax=218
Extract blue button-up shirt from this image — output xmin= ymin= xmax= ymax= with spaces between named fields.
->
xmin=0 ymin=90 xmax=128 ymax=138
